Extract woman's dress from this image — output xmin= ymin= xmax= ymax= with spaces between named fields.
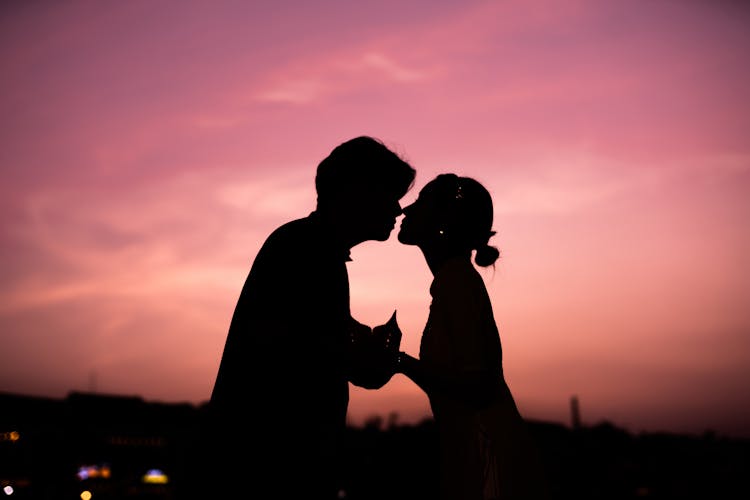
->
xmin=419 ymin=257 xmax=548 ymax=500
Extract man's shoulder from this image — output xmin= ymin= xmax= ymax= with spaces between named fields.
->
xmin=257 ymin=212 xmax=348 ymax=265
xmin=257 ymin=215 xmax=319 ymax=257
xmin=268 ymin=215 xmax=313 ymax=239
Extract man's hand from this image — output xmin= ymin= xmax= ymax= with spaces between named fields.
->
xmin=347 ymin=313 xmax=401 ymax=389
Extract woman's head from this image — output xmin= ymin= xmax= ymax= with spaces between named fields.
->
xmin=398 ymin=173 xmax=499 ymax=267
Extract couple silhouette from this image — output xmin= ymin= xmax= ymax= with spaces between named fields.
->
xmin=181 ymin=136 xmax=547 ymax=500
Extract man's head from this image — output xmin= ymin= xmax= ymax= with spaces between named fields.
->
xmin=315 ymin=136 xmax=416 ymax=244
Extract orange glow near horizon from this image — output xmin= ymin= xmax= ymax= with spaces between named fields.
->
xmin=1 ymin=0 xmax=749 ymax=439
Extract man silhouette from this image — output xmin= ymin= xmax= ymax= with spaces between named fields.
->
xmin=186 ymin=136 xmax=416 ymax=499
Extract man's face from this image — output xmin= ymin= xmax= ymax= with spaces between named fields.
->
xmin=348 ymin=189 xmax=404 ymax=243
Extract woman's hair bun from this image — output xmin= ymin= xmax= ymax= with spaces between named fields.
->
xmin=474 ymin=244 xmax=500 ymax=267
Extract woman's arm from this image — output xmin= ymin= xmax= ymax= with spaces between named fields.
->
xmin=396 ymin=351 xmax=499 ymax=409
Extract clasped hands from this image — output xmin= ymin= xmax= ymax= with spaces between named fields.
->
xmin=348 ymin=311 xmax=402 ymax=389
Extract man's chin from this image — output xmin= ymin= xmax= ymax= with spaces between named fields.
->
xmin=379 ymin=226 xmax=397 ymax=240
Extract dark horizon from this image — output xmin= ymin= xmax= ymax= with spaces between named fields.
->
xmin=2 ymin=389 xmax=748 ymax=500
xmin=2 ymin=389 xmax=747 ymax=442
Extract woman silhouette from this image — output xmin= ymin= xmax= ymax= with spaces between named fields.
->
xmin=395 ymin=174 xmax=549 ymax=500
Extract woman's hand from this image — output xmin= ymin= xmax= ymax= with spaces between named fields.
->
xmin=372 ymin=310 xmax=401 ymax=353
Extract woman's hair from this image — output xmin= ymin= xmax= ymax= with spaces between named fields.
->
xmin=315 ymin=136 xmax=416 ymax=209
xmin=431 ymin=173 xmax=500 ymax=267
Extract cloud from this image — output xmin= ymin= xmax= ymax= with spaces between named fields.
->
xmin=255 ymin=78 xmax=328 ymax=104
xmin=474 ymin=149 xmax=750 ymax=217
xmin=254 ymin=49 xmax=429 ymax=104
xmin=0 ymin=167 xmax=313 ymax=314
xmin=213 ymin=168 xmax=314 ymax=215
xmin=355 ymin=52 xmax=426 ymax=82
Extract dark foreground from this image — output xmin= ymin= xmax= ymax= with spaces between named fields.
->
xmin=1 ymin=391 xmax=747 ymax=499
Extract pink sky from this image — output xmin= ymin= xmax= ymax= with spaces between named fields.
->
xmin=1 ymin=0 xmax=749 ymax=438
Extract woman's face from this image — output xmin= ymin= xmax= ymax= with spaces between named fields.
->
xmin=397 ymin=182 xmax=444 ymax=247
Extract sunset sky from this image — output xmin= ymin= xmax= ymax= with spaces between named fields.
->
xmin=1 ymin=0 xmax=749 ymax=439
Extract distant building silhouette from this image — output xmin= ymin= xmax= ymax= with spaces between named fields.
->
xmin=570 ymin=395 xmax=581 ymax=430
xmin=1 ymin=391 xmax=747 ymax=499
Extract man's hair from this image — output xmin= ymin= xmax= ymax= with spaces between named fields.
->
xmin=315 ymin=136 xmax=416 ymax=209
